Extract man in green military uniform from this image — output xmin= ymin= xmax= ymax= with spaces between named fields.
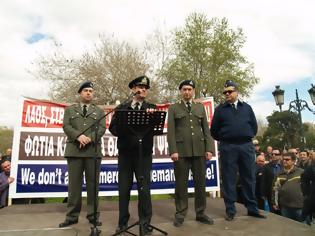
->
xmin=59 ymin=81 xmax=106 ymax=228
xmin=167 ymin=80 xmax=214 ymax=227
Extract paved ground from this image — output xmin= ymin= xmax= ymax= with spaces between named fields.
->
xmin=0 ymin=198 xmax=314 ymax=236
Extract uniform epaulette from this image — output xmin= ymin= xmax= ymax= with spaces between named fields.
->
xmin=68 ymin=103 xmax=77 ymax=108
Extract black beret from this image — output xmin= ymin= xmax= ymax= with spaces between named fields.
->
xmin=128 ymin=75 xmax=150 ymax=89
xmin=224 ymin=80 xmax=237 ymax=88
xmin=78 ymin=81 xmax=94 ymax=93
xmin=179 ymin=80 xmax=195 ymax=90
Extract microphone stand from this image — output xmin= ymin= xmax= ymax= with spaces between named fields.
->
xmin=77 ymin=92 xmax=137 ymax=236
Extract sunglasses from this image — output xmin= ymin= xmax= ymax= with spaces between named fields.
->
xmin=223 ymin=90 xmax=235 ymax=95
xmin=283 ymin=158 xmax=292 ymax=161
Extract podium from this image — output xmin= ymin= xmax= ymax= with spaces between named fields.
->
xmin=112 ymin=109 xmax=168 ymax=236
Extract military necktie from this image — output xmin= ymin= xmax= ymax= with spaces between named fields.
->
xmin=231 ymin=103 xmax=236 ymax=111
xmin=83 ymin=105 xmax=87 ymax=117
xmin=134 ymin=102 xmax=140 ymax=111
xmin=187 ymin=102 xmax=191 ymax=112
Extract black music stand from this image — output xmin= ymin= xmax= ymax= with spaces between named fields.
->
xmin=112 ymin=110 xmax=168 ymax=236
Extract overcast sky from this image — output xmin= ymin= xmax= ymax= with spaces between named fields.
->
xmin=1 ymin=0 xmax=315 ymax=128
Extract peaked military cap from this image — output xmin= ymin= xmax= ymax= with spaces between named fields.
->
xmin=224 ymin=80 xmax=237 ymax=89
xmin=128 ymin=75 xmax=150 ymax=89
xmin=178 ymin=80 xmax=195 ymax=90
xmin=78 ymin=81 xmax=94 ymax=93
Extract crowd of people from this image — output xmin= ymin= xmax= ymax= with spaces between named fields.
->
xmin=253 ymin=142 xmax=315 ymax=225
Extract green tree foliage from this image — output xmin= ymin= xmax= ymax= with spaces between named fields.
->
xmin=262 ymin=111 xmax=303 ymax=150
xmin=304 ymin=122 xmax=315 ymax=150
xmin=0 ymin=126 xmax=13 ymax=155
xmin=159 ymin=12 xmax=259 ymax=102
xmin=30 ymin=36 xmax=161 ymax=104
xmin=31 ymin=13 xmax=259 ymax=105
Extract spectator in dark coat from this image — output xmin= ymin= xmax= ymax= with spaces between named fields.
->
xmin=255 ymin=155 xmax=265 ymax=210
xmin=301 ymin=154 xmax=315 ymax=225
xmin=0 ymin=160 xmax=15 ymax=208
xmin=261 ymin=149 xmax=283 ymax=214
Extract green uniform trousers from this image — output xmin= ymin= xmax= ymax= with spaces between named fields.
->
xmin=174 ymin=156 xmax=207 ymax=220
xmin=66 ymin=157 xmax=101 ymax=221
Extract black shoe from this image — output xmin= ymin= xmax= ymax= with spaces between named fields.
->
xmin=88 ymin=219 xmax=102 ymax=226
xmin=115 ymin=224 xmax=128 ymax=234
xmin=173 ymin=218 xmax=184 ymax=227
xmin=196 ymin=215 xmax=214 ymax=225
xmin=248 ymin=211 xmax=266 ymax=219
xmin=59 ymin=219 xmax=78 ymax=228
xmin=143 ymin=225 xmax=153 ymax=235
xmin=225 ymin=213 xmax=235 ymax=221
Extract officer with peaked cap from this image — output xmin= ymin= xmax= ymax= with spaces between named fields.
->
xmin=128 ymin=75 xmax=150 ymax=89
xmin=109 ymin=75 xmax=156 ymax=234
xmin=211 ymin=80 xmax=266 ymax=221
xmin=167 ymin=79 xmax=214 ymax=227
xmin=59 ymin=81 xmax=106 ymax=228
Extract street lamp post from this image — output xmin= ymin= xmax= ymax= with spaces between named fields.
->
xmin=272 ymin=85 xmax=284 ymax=111
xmin=272 ymin=84 xmax=315 ymax=148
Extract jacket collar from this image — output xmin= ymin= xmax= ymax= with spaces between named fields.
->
xmin=126 ymin=100 xmax=148 ymax=110
xmin=222 ymin=100 xmax=244 ymax=108
xmin=179 ymin=100 xmax=196 ymax=113
xmin=74 ymin=103 xmax=96 ymax=117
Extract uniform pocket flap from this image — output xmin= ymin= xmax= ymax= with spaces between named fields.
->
xmin=193 ymin=113 xmax=203 ymax=119
xmin=175 ymin=113 xmax=186 ymax=119
xmin=176 ymin=137 xmax=184 ymax=142
xmin=70 ymin=113 xmax=80 ymax=119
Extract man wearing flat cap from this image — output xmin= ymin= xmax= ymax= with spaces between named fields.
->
xmin=109 ymin=75 xmax=156 ymax=234
xmin=167 ymin=79 xmax=214 ymax=227
xmin=59 ymin=81 xmax=106 ymax=228
xmin=210 ymin=80 xmax=266 ymax=221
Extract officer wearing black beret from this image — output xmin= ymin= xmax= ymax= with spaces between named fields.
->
xmin=109 ymin=75 xmax=156 ymax=234
xmin=167 ymin=79 xmax=214 ymax=227
xmin=78 ymin=81 xmax=94 ymax=93
xmin=178 ymin=79 xmax=195 ymax=90
xmin=59 ymin=81 xmax=106 ymax=228
xmin=210 ymin=80 xmax=266 ymax=221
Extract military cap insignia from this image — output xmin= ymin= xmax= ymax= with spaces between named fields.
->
xmin=128 ymin=75 xmax=151 ymax=89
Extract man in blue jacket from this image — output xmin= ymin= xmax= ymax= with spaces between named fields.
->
xmin=210 ymin=80 xmax=266 ymax=221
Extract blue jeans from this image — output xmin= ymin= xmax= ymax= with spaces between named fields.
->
xmin=281 ymin=207 xmax=303 ymax=222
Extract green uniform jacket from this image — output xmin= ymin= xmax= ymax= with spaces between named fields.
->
xmin=63 ymin=103 xmax=106 ymax=158
xmin=167 ymin=100 xmax=212 ymax=157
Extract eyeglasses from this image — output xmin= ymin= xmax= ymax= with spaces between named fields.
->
xmin=223 ymin=90 xmax=235 ymax=95
xmin=283 ymin=158 xmax=292 ymax=161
